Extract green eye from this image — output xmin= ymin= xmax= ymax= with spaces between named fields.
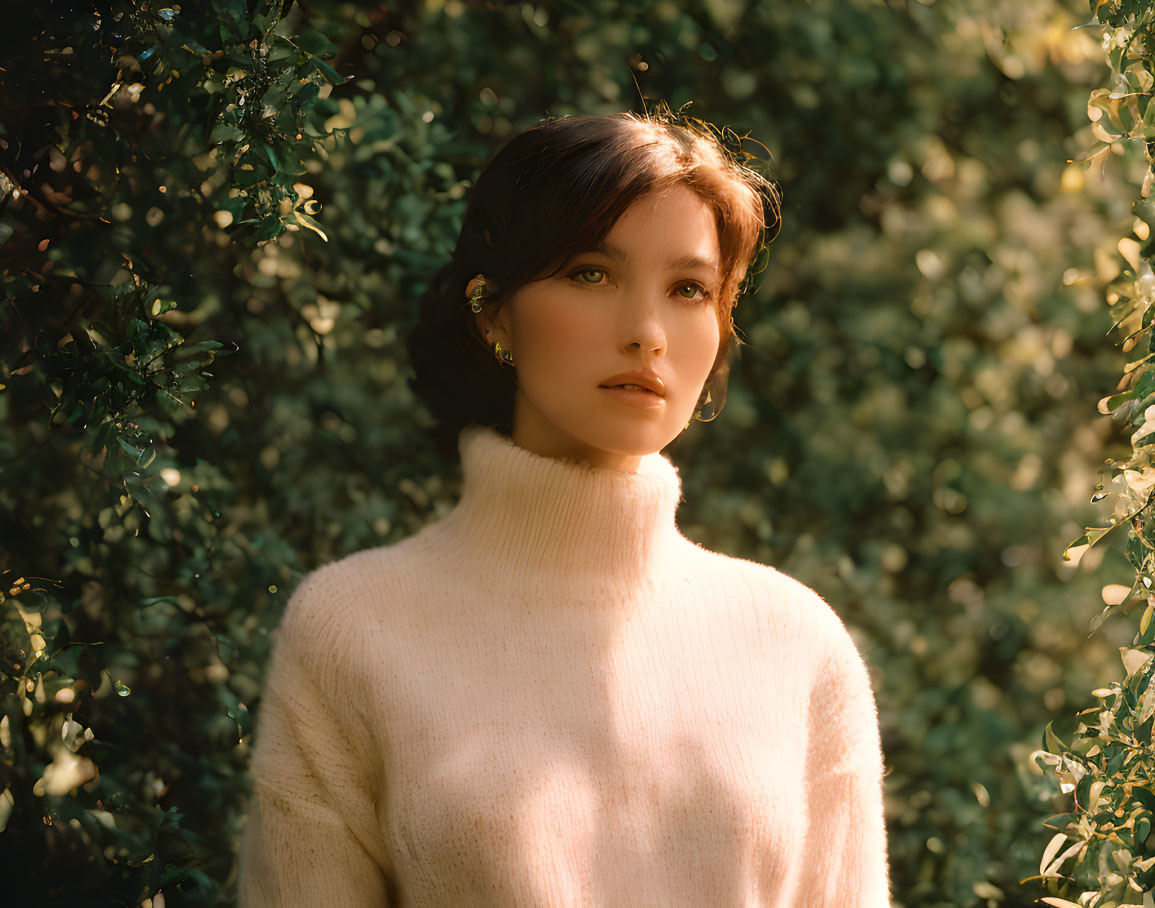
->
xmin=573 ymin=268 xmax=605 ymax=284
xmin=677 ymin=283 xmax=708 ymax=301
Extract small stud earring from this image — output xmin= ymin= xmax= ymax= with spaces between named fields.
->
xmin=493 ymin=341 xmax=514 ymax=366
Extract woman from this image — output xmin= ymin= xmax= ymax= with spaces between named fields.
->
xmin=238 ymin=108 xmax=890 ymax=906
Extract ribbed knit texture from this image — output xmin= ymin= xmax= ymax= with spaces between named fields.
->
xmin=238 ymin=424 xmax=890 ymax=907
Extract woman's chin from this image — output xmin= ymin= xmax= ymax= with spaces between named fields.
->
xmin=579 ymin=423 xmax=685 ymax=459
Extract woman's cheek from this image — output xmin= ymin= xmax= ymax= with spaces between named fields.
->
xmin=519 ymin=300 xmax=605 ymax=371
xmin=674 ymin=317 xmax=720 ymax=388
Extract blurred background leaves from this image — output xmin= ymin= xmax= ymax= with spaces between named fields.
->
xmin=0 ymin=0 xmax=1143 ymax=905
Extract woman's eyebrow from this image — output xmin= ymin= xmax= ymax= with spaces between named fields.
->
xmin=591 ymin=239 xmax=720 ymax=274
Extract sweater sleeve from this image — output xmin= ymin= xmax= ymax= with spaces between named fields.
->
xmin=797 ymin=613 xmax=890 ymax=906
xmin=238 ymin=570 xmax=392 ymax=908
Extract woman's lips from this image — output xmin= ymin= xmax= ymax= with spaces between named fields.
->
xmin=599 ymin=386 xmax=665 ymax=409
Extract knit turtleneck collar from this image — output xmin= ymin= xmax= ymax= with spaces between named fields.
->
xmin=440 ymin=423 xmax=685 ymax=585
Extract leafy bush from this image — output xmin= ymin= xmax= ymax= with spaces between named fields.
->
xmin=1 ymin=2 xmax=348 ymax=903
xmin=1033 ymin=2 xmax=1155 ymax=904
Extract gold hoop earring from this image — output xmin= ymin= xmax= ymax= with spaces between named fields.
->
xmin=694 ymin=389 xmax=719 ymax=423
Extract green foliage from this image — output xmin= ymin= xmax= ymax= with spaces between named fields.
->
xmin=0 ymin=2 xmax=346 ymax=904
xmin=1032 ymin=3 xmax=1155 ymax=904
xmin=0 ymin=0 xmax=1142 ymax=905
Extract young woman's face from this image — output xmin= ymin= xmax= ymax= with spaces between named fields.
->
xmin=482 ymin=184 xmax=724 ymax=471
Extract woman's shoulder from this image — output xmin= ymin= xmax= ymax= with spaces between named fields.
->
xmin=274 ymin=531 xmax=439 ymax=650
xmin=674 ymin=537 xmax=863 ymax=661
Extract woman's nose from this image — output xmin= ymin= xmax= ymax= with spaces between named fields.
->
xmin=621 ymin=288 xmax=667 ymax=354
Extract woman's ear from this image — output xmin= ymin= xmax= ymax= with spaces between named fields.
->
xmin=467 ymin=275 xmax=510 ymax=346
xmin=474 ymin=304 xmax=511 ymax=347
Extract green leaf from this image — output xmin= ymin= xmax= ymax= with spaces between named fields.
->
xmin=0 ymin=599 xmax=33 ymax=668
xmin=1136 ymin=786 xmax=1155 ymax=815
xmin=1043 ymin=813 xmax=1078 ymax=831
xmin=234 ymin=164 xmax=271 ymax=187
xmin=1101 ymin=388 xmax=1139 ymax=412
xmin=209 ymin=122 xmax=244 ymax=144
xmin=254 ymin=216 xmax=282 ymax=243
xmin=305 ymin=53 xmax=345 ymax=86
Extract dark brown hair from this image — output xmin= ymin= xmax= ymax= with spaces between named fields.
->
xmin=407 ymin=106 xmax=779 ymax=461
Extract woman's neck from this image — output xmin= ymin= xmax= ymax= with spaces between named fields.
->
xmin=510 ymin=399 xmax=645 ymax=473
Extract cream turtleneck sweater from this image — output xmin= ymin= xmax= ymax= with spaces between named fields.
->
xmin=238 ymin=424 xmax=890 ymax=907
